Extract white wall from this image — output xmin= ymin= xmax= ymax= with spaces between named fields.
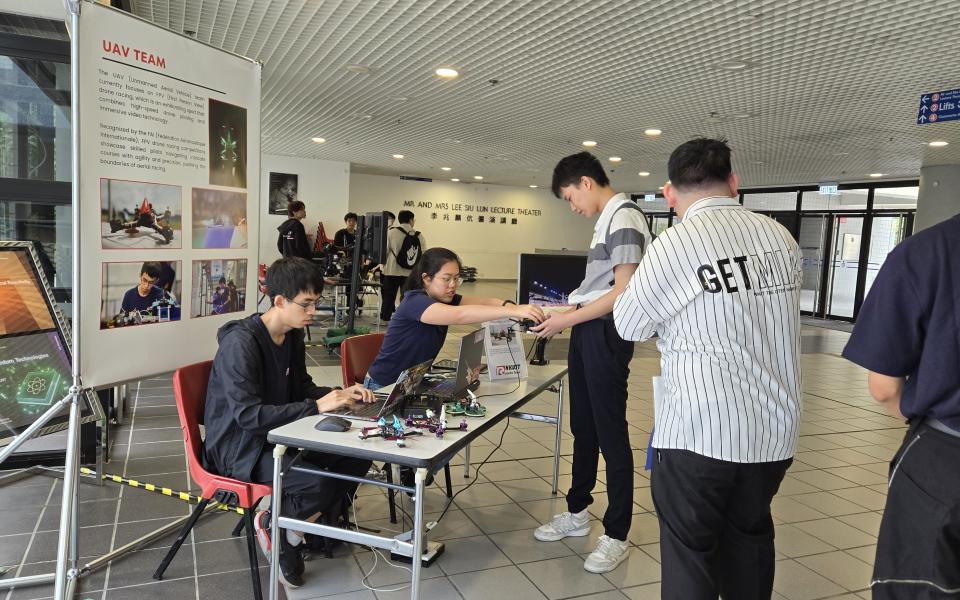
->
xmin=916 ymin=164 xmax=960 ymax=233
xmin=259 ymin=155 xmax=350 ymax=265
xmin=349 ymin=174 xmax=594 ymax=279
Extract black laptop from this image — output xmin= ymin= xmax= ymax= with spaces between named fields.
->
xmin=423 ymin=328 xmax=485 ymax=401
xmin=322 ymin=359 xmax=433 ymax=421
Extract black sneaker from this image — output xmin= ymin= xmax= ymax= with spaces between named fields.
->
xmin=254 ymin=510 xmax=305 ymax=588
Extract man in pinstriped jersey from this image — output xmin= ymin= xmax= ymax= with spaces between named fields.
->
xmin=613 ymin=138 xmax=803 ymax=599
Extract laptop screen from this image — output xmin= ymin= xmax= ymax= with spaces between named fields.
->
xmin=453 ymin=328 xmax=486 ymax=394
xmin=383 ymin=358 xmax=433 ymax=411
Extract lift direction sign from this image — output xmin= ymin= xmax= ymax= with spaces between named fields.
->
xmin=917 ymin=88 xmax=960 ymax=124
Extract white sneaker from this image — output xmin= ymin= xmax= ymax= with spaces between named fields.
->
xmin=583 ymin=535 xmax=630 ymax=573
xmin=534 ymin=509 xmax=590 ymax=541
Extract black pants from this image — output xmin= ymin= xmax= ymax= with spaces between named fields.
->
xmin=252 ymin=449 xmax=372 ymax=521
xmin=651 ymin=448 xmax=792 ymax=600
xmin=566 ymin=318 xmax=634 ymax=541
xmin=380 ymin=275 xmax=405 ymax=320
xmin=872 ymin=422 xmax=960 ymax=600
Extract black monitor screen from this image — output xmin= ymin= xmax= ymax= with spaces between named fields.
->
xmin=517 ymin=253 xmax=588 ymax=307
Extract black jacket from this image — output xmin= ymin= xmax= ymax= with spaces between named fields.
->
xmin=277 ymin=218 xmax=312 ymax=260
xmin=202 ymin=315 xmax=331 ymax=482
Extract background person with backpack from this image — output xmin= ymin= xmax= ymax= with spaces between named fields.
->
xmin=380 ymin=209 xmax=426 ymax=323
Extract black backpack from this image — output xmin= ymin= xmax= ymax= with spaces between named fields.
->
xmin=393 ymin=227 xmax=422 ymax=269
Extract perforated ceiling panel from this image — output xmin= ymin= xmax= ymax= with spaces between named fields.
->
xmin=128 ymin=0 xmax=960 ymax=191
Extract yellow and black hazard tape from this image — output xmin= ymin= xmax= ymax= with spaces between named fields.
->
xmin=80 ymin=467 xmax=246 ymax=515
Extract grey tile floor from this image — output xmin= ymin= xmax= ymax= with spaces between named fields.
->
xmin=0 ymin=282 xmax=900 ymax=599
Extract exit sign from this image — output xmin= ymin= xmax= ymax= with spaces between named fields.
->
xmin=643 ymin=194 xmax=656 ymax=201
xmin=818 ymin=184 xmax=839 ymax=195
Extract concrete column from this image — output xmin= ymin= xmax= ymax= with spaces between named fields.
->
xmin=915 ymin=165 xmax=960 ymax=232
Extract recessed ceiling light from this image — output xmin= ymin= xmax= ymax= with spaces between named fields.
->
xmin=473 ymin=175 xmax=484 ymax=180
xmin=441 ymin=167 xmax=452 ymax=171
xmin=435 ymin=67 xmax=459 ymax=79
xmin=832 ymin=152 xmax=850 ymax=156
xmin=345 ymin=64 xmax=371 ymax=74
xmin=582 ymin=141 xmax=598 ymax=147
xmin=390 ymin=96 xmax=409 ymax=102
xmin=392 ymin=154 xmax=404 ymax=159
xmin=450 ymin=178 xmax=460 ymax=182
xmin=716 ymin=60 xmax=750 ymax=70
xmin=529 ymin=184 xmax=538 ymax=188
xmin=658 ymin=186 xmax=664 ymax=190
xmin=638 ymin=171 xmax=650 ymax=177
xmin=609 ymin=156 xmax=622 ymax=163
xmin=644 ymin=129 xmax=662 ymax=137
xmin=311 ymin=137 xmax=326 ymax=144
xmin=929 ymin=140 xmax=949 ymax=147
xmin=869 ymin=173 xmax=883 ymax=178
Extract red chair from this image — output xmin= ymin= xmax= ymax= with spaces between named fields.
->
xmin=340 ymin=335 xmax=454 ymax=521
xmin=340 ymin=333 xmax=385 ymax=386
xmin=153 ymin=361 xmax=271 ymax=600
xmin=313 ymin=221 xmax=335 ymax=252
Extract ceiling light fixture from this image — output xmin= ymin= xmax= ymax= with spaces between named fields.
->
xmin=392 ymin=154 xmax=404 ymax=159
xmin=582 ymin=140 xmax=598 ymax=147
xmin=609 ymin=156 xmax=622 ymax=162
xmin=441 ymin=167 xmax=452 ymax=171
xmin=716 ymin=60 xmax=750 ymax=70
xmin=929 ymin=140 xmax=949 ymax=147
xmin=311 ymin=137 xmax=326 ymax=144
xmin=451 ymin=178 xmax=460 ymax=182
xmin=345 ymin=64 xmax=371 ymax=74
xmin=435 ymin=67 xmax=459 ymax=79
xmin=529 ymin=184 xmax=538 ymax=188
xmin=644 ymin=129 xmax=662 ymax=137
xmin=869 ymin=173 xmax=883 ymax=178
xmin=638 ymin=171 xmax=650 ymax=177
xmin=473 ymin=175 xmax=484 ymax=180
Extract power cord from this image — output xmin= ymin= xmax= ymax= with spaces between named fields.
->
xmin=350 ymin=488 xmax=414 ymax=593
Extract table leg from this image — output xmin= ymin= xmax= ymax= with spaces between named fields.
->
xmin=463 ymin=444 xmax=471 ymax=479
xmin=410 ymin=468 xmax=426 ymax=600
xmin=552 ymin=378 xmax=564 ymax=495
xmin=268 ymin=444 xmax=286 ymax=600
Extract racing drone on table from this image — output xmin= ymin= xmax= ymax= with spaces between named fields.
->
xmin=109 ymin=200 xmax=175 ymax=245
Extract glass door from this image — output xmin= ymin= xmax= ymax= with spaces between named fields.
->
xmin=864 ymin=212 xmax=912 ymax=297
xmin=798 ymin=214 xmax=829 ymax=314
xmin=824 ymin=215 xmax=864 ymax=319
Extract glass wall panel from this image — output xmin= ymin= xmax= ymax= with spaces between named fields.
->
xmin=743 ymin=191 xmax=796 ymax=211
xmin=873 ymin=186 xmax=918 ymax=209
xmin=801 ymin=188 xmax=868 ymax=211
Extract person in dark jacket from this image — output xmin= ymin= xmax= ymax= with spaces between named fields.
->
xmin=202 ymin=256 xmax=375 ymax=589
xmin=277 ymin=200 xmax=312 ymax=260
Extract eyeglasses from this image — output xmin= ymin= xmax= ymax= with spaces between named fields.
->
xmin=434 ymin=275 xmax=464 ymax=287
xmin=287 ymin=298 xmax=317 ymax=313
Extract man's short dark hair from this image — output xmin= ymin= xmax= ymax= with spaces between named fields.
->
xmin=397 ymin=210 xmax=415 ymax=224
xmin=667 ymin=138 xmax=733 ymax=191
xmin=287 ymin=200 xmax=305 ymax=217
xmin=344 ymin=212 xmax=358 ymax=222
xmin=140 ymin=262 xmax=162 ymax=279
xmin=551 ymin=152 xmax=610 ymax=198
xmin=265 ymin=257 xmax=323 ymax=300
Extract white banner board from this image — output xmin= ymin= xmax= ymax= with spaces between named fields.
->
xmin=482 ymin=319 xmax=528 ymax=381
xmin=78 ymin=1 xmax=260 ymax=387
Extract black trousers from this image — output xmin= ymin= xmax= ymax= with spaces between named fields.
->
xmin=380 ymin=275 xmax=405 ymax=320
xmin=651 ymin=448 xmax=792 ymax=600
xmin=252 ymin=449 xmax=372 ymax=521
xmin=872 ymin=421 xmax=960 ymax=600
xmin=566 ymin=318 xmax=634 ymax=541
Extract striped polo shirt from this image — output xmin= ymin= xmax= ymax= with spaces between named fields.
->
xmin=613 ymin=196 xmax=803 ymax=463
xmin=568 ymin=193 xmax=653 ymax=307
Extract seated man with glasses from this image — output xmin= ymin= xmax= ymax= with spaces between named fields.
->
xmin=363 ymin=247 xmax=545 ymax=390
xmin=202 ymin=257 xmax=376 ymax=589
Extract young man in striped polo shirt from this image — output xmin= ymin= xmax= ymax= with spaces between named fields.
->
xmin=531 ymin=152 xmax=653 ymax=573
xmin=613 ymin=138 xmax=802 ymax=599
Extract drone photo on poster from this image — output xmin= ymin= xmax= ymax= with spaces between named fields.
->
xmin=192 ymin=188 xmax=248 ymax=249
xmin=208 ymin=98 xmax=247 ymax=189
xmin=268 ymin=172 xmax=298 ymax=215
xmin=191 ymin=259 xmax=247 ymax=318
xmin=101 ymin=260 xmax=181 ymax=330
xmin=100 ymin=178 xmax=182 ymax=249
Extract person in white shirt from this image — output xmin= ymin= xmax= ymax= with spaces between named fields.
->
xmin=531 ymin=152 xmax=653 ymax=574
xmin=613 ymin=138 xmax=802 ymax=599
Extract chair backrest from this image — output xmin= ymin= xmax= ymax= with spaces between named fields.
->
xmin=173 ymin=361 xmax=214 ymax=484
xmin=314 ymin=222 xmax=334 ymax=251
xmin=340 ymin=333 xmax=385 ymax=387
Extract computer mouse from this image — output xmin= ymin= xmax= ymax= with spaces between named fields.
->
xmin=315 ymin=415 xmax=351 ymax=432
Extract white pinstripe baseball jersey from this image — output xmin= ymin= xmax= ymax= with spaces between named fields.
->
xmin=613 ymin=196 xmax=803 ymax=462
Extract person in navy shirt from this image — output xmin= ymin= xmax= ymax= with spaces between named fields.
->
xmin=842 ymin=214 xmax=960 ymax=600
xmin=121 ymin=261 xmax=166 ymax=313
xmin=365 ymin=247 xmax=545 ymax=389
